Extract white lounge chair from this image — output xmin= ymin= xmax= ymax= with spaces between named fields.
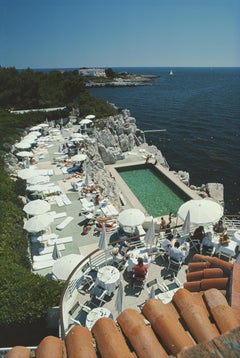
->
xmin=47 ymin=236 xmax=73 ymax=245
xmin=56 ymin=216 xmax=74 ymax=230
xmin=60 ymin=193 xmax=72 ymax=205
xmin=32 ymin=259 xmax=55 ymax=271
xmin=38 ymin=243 xmax=65 ymax=255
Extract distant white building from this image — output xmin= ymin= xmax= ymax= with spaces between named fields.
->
xmin=78 ymin=68 xmax=106 ymax=77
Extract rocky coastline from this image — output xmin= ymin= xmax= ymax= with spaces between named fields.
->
xmin=85 ymin=74 xmax=157 ymax=87
xmin=5 ymin=108 xmax=224 ymax=208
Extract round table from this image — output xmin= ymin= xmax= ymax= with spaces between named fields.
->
xmin=85 ymin=307 xmax=113 ymax=330
xmin=96 ymin=266 xmax=120 ymax=295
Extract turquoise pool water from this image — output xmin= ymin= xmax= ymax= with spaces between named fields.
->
xmin=117 ymin=165 xmax=190 ymax=217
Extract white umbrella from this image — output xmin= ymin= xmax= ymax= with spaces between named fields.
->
xmin=98 ymin=224 xmax=108 ymax=251
xmin=118 ymin=208 xmax=145 ymax=233
xmin=29 ymin=130 xmax=41 ymax=137
xmin=177 ymin=199 xmax=223 ymax=225
xmin=30 ymin=125 xmax=42 ymax=131
xmin=85 ymin=114 xmax=95 ymax=119
xmin=71 ymin=154 xmax=87 ymax=162
xmin=23 ymin=199 xmax=50 ymax=216
xmin=80 ymin=118 xmax=92 ymax=125
xmin=115 ymin=281 xmax=123 ymax=314
xmin=16 ymin=151 xmax=34 ymax=157
xmin=144 ymin=219 xmax=155 ymax=247
xmin=15 ymin=142 xmax=32 ymax=150
xmin=27 ymin=175 xmax=50 ymax=185
xmin=52 ymin=254 xmax=84 ymax=281
xmin=23 ymin=213 xmax=53 ymax=233
xmin=52 ymin=242 xmax=62 ymax=260
xmin=182 ymin=210 xmax=191 ymax=234
xmin=17 ymin=168 xmax=37 ymax=180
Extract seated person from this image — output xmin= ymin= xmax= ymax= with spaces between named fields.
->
xmin=201 ymin=232 xmax=215 ymax=255
xmin=192 ymin=226 xmax=205 ymax=243
xmin=133 ymin=257 xmax=148 ymax=278
xmin=168 ymin=241 xmax=185 ymax=262
xmin=162 ymin=234 xmax=174 ymax=251
xmin=213 ymin=219 xmax=225 ymax=234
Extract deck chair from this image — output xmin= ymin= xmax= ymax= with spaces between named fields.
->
xmin=132 ymin=271 xmax=147 ymax=290
xmin=200 ymin=244 xmax=216 ymax=256
xmin=167 ymin=257 xmax=182 ymax=275
xmin=90 ymin=285 xmax=108 ymax=307
xmin=77 ymin=274 xmax=95 ymax=294
xmin=218 ymin=250 xmax=232 ymax=262
xmin=188 ymin=236 xmax=201 ymax=252
xmin=146 ymin=278 xmax=162 ymax=298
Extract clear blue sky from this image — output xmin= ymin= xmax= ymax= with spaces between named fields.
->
xmin=0 ymin=0 xmax=239 ymax=69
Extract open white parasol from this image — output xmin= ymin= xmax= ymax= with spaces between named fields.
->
xmin=118 ymin=208 xmax=145 ymax=233
xmin=52 ymin=254 xmax=84 ymax=281
xmin=85 ymin=114 xmax=95 ymax=119
xmin=27 ymin=175 xmax=50 ymax=185
xmin=23 ymin=213 xmax=53 ymax=233
xmin=23 ymin=199 xmax=50 ymax=216
xmin=16 ymin=151 xmax=34 ymax=158
xmin=177 ymin=199 xmax=224 ymax=226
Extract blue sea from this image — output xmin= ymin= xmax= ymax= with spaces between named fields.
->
xmin=88 ymin=67 xmax=240 ymax=215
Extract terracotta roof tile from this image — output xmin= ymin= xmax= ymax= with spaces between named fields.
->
xmin=3 ymin=259 xmax=240 ymax=357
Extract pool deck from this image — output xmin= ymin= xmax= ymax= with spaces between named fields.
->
xmin=28 ymin=125 xmax=199 ymax=282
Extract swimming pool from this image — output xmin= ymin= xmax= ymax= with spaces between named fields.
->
xmin=117 ymin=164 xmax=191 ymax=217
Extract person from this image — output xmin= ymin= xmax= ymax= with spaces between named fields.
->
xmin=162 ymin=233 xmax=174 ymax=251
xmin=94 ymin=194 xmax=101 ymax=205
xmin=145 ymin=154 xmax=150 ymax=164
xmin=168 ymin=241 xmax=185 ymax=262
xmin=192 ymin=226 xmax=205 ymax=243
xmin=160 ymin=217 xmax=167 ymax=229
xmin=133 ymin=257 xmax=147 ymax=278
xmin=201 ymin=232 xmax=215 ymax=255
xmin=213 ymin=220 xmax=225 ymax=234
xmin=82 ymin=222 xmax=92 ymax=235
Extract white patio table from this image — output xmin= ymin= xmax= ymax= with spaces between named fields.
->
xmin=95 ymin=266 xmax=120 ymax=295
xmin=85 ymin=307 xmax=113 ymax=330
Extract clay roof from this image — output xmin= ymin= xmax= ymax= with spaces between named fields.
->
xmin=5 ymin=259 xmax=240 ymax=357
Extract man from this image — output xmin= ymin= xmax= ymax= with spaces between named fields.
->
xmin=168 ymin=241 xmax=185 ymax=262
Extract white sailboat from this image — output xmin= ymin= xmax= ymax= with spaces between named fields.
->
xmin=169 ymin=70 xmax=173 ymax=76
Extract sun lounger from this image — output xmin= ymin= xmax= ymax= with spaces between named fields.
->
xmin=56 ymin=216 xmax=74 ymax=230
xmin=80 ymin=198 xmax=95 ymax=212
xmin=101 ymin=204 xmax=119 ymax=217
xmin=60 ymin=193 xmax=72 ymax=205
xmin=33 ymin=253 xmax=54 ymax=262
xmin=32 ymin=259 xmax=55 ymax=271
xmin=54 ymin=195 xmax=65 ymax=207
xmin=52 ymin=212 xmax=67 ymax=219
xmin=38 ymin=243 xmax=65 ymax=255
xmin=31 ymin=233 xmax=59 ymax=244
xmin=47 ymin=236 xmax=73 ymax=246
